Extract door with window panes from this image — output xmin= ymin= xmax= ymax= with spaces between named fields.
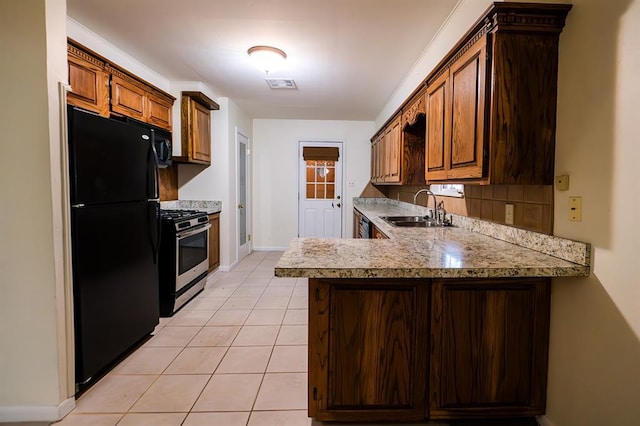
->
xmin=298 ymin=142 xmax=343 ymax=238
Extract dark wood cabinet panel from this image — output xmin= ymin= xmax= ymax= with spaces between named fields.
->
xmin=353 ymin=209 xmax=363 ymax=238
xmin=208 ymin=213 xmax=220 ymax=271
xmin=426 ymin=70 xmax=448 ymax=181
xmin=371 ymin=132 xmax=384 ymax=183
xmin=429 ymin=278 xmax=551 ymax=419
xmin=423 ymin=4 xmax=570 ymax=185
xmin=67 ymin=39 xmax=175 ymax=130
xmin=488 ymin=32 xmax=561 ymax=184
xmin=192 ymin=101 xmax=211 ymax=162
xmin=158 ymin=165 xmax=178 ymax=201
xmin=67 ymin=47 xmax=110 ymax=117
xmin=426 ymin=35 xmax=487 ymax=182
xmin=371 ymin=87 xmax=426 ymax=186
xmin=372 ymin=225 xmax=388 ymax=239
xmin=307 ymin=274 xmax=553 ymax=423
xmin=110 ymin=74 xmax=146 ymax=121
xmin=309 ymin=279 xmax=429 ymax=422
xmin=175 ymin=91 xmax=219 ymax=166
xmin=147 ymin=92 xmax=173 ymax=131
xmin=448 ymin=36 xmax=486 ymax=180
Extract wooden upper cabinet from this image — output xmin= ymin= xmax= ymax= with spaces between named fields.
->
xmin=426 ymin=70 xmax=448 ymax=181
xmin=424 ymin=3 xmax=571 ymax=185
xmin=67 ymin=45 xmax=110 ymax=117
xmin=66 ymin=39 xmax=175 ymax=131
xmin=400 ymin=87 xmax=427 ymax=185
xmin=402 ymin=86 xmax=426 ymax=127
xmin=371 ymin=132 xmax=384 ymax=183
xmin=147 ymin=92 xmax=173 ymax=130
xmin=449 ymin=38 xmax=486 ymax=180
xmin=176 ymin=91 xmax=219 ymax=166
xmin=370 ymin=87 xmax=426 ymax=186
xmin=192 ymin=101 xmax=212 ymax=162
xmin=426 ymin=35 xmax=487 ymax=182
xmin=384 ymin=115 xmax=402 ymax=183
xmin=110 ymin=74 xmax=146 ymax=122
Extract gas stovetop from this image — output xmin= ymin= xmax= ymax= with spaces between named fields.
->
xmin=160 ymin=209 xmax=209 ymax=231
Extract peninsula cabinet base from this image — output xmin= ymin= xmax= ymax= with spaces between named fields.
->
xmin=307 ymin=277 xmax=551 ymax=423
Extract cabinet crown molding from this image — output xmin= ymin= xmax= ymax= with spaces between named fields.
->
xmin=182 ymin=91 xmax=220 ymax=110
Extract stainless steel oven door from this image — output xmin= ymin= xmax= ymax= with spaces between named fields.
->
xmin=175 ymin=223 xmax=211 ymax=292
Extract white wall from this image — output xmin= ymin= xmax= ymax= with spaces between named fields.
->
xmin=252 ymin=119 xmax=374 ymax=249
xmin=545 ymin=0 xmax=640 ymax=425
xmin=0 ymin=0 xmax=72 ymax=421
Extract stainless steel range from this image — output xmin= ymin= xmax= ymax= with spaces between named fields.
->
xmin=159 ymin=209 xmax=210 ymax=316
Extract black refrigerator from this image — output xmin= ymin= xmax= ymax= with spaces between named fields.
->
xmin=67 ymin=106 xmax=160 ymax=392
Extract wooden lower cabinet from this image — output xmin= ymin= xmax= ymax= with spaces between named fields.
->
xmin=429 ymin=278 xmax=551 ymax=419
xmin=372 ymin=224 xmax=388 ymax=239
xmin=309 ymin=278 xmax=429 ymax=422
xmin=353 ymin=209 xmax=363 ymax=238
xmin=207 ymin=213 xmax=220 ymax=272
xmin=308 ymin=277 xmax=551 ymax=423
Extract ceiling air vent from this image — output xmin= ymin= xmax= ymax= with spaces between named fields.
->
xmin=265 ymin=78 xmax=297 ymax=89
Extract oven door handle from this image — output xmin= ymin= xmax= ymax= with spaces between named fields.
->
xmin=176 ymin=223 xmax=211 ymax=239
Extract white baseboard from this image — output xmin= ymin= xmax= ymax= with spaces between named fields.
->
xmin=537 ymin=415 xmax=555 ymax=426
xmin=253 ymin=246 xmax=289 ymax=251
xmin=0 ymin=397 xmax=75 ymax=423
xmin=219 ymin=259 xmax=238 ymax=272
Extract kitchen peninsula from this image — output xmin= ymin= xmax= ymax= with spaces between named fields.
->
xmin=275 ymin=198 xmax=590 ymax=423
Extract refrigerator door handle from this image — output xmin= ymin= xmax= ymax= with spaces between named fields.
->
xmin=149 ymin=202 xmax=160 ymax=264
xmin=148 ymin=131 xmax=161 ymax=263
xmin=150 ymin=129 xmax=160 ymax=200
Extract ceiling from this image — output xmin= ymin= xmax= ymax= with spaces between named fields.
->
xmin=67 ymin=0 xmax=459 ymax=121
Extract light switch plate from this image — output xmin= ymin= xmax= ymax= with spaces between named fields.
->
xmin=568 ymin=196 xmax=582 ymax=222
xmin=505 ymin=203 xmax=514 ymax=225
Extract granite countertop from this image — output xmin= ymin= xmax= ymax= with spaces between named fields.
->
xmin=160 ymin=200 xmax=222 ymax=214
xmin=274 ymin=198 xmax=591 ymax=279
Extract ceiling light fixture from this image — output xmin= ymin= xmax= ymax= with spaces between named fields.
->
xmin=247 ymin=45 xmax=287 ymax=74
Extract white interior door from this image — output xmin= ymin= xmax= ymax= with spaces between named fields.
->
xmin=298 ymin=141 xmax=343 ymax=238
xmin=237 ymin=130 xmax=251 ymax=259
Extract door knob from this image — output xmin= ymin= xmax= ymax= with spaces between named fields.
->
xmin=238 ymin=204 xmax=245 ymax=209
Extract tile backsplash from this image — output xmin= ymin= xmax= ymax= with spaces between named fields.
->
xmin=371 ymin=184 xmax=553 ymax=235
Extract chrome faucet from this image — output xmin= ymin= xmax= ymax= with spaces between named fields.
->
xmin=413 ymin=188 xmax=439 ymax=225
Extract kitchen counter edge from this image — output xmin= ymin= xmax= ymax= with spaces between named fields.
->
xmin=274 ymin=198 xmax=590 ymax=279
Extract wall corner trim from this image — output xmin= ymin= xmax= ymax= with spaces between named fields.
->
xmin=537 ymin=415 xmax=555 ymax=426
xmin=0 ymin=397 xmax=75 ymax=423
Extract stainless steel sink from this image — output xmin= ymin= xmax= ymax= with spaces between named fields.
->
xmin=380 ymin=215 xmax=453 ymax=228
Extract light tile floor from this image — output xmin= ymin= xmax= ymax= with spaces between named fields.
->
xmin=54 ymin=251 xmax=442 ymax=426
xmin=54 ymin=251 xmax=314 ymax=426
